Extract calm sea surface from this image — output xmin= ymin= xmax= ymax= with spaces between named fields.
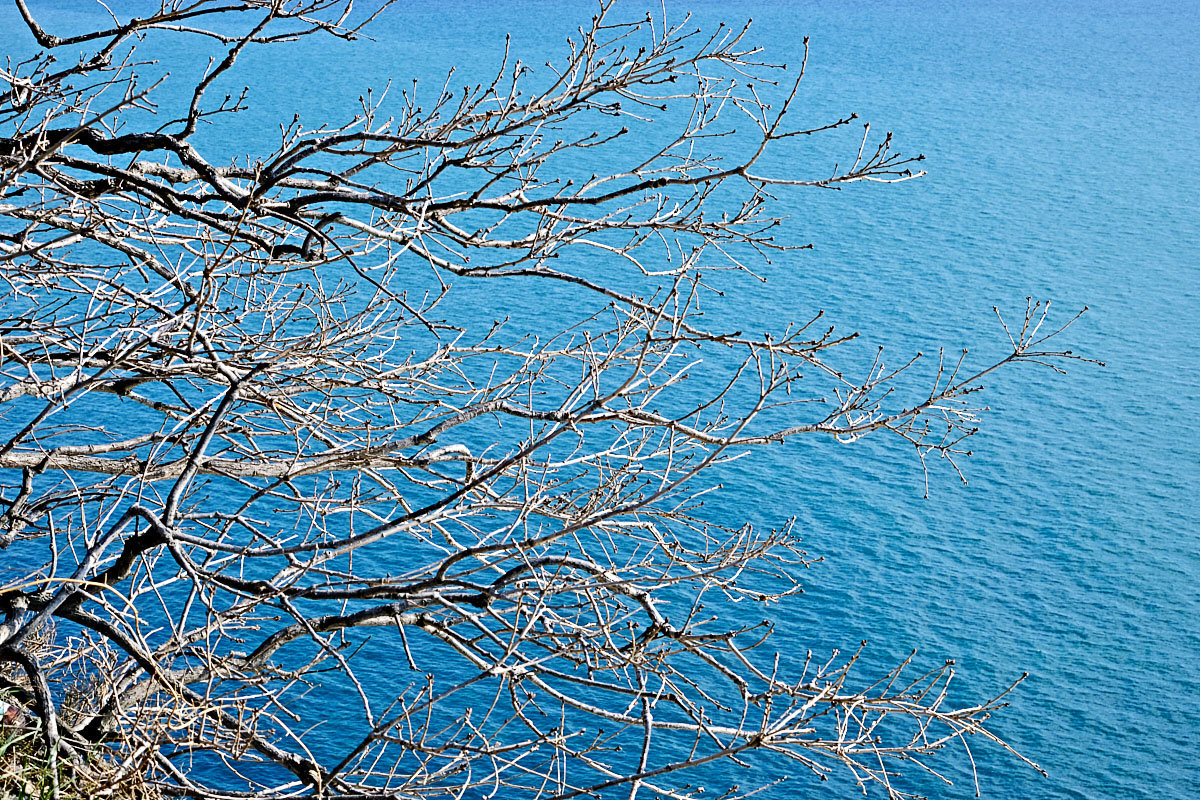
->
xmin=4 ymin=1 xmax=1198 ymax=798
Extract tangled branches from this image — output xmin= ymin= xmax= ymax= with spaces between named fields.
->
xmin=0 ymin=1 xmax=1089 ymax=797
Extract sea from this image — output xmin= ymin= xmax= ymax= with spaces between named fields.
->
xmin=2 ymin=1 xmax=1197 ymax=798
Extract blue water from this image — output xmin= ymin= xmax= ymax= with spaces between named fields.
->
xmin=3 ymin=1 xmax=1198 ymax=798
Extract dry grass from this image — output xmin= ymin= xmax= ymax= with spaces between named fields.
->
xmin=0 ymin=632 xmax=159 ymax=800
xmin=1 ymin=729 xmax=57 ymax=800
xmin=0 ymin=718 xmax=161 ymax=800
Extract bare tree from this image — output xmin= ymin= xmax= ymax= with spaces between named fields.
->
xmin=0 ymin=1 xmax=1092 ymax=798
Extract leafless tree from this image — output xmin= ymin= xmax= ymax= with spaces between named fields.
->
xmin=0 ymin=1 xmax=1092 ymax=798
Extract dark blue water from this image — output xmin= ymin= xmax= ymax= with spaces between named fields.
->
xmin=4 ymin=1 xmax=1197 ymax=798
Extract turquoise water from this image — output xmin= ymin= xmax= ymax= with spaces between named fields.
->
xmin=4 ymin=1 xmax=1198 ymax=798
